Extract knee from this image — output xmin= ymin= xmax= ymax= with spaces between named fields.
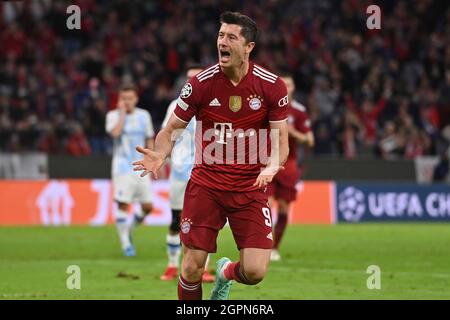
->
xmin=182 ymin=257 xmax=204 ymax=281
xmin=117 ymin=202 xmax=129 ymax=211
xmin=142 ymin=204 xmax=153 ymax=215
xmin=241 ymin=265 xmax=267 ymax=285
xmin=278 ymin=201 xmax=289 ymax=214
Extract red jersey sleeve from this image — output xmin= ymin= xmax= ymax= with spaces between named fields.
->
xmin=173 ymin=77 xmax=201 ymax=123
xmin=296 ymin=110 xmax=312 ymax=134
xmin=267 ymin=77 xmax=289 ymax=122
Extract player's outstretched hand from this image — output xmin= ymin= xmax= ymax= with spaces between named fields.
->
xmin=132 ymin=146 xmax=165 ymax=179
xmin=253 ymin=166 xmax=285 ymax=188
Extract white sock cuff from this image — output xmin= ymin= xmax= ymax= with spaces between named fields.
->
xmin=166 ymin=234 xmax=180 ymax=246
xmin=115 ymin=208 xmax=128 ymax=220
xmin=134 ymin=210 xmax=145 ymax=218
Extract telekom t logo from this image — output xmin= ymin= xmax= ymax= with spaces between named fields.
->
xmin=214 ymin=123 xmax=233 ymax=144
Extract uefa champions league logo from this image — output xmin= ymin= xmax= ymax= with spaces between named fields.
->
xmin=338 ymin=187 xmax=366 ymax=222
xmin=180 ymin=83 xmax=193 ymax=98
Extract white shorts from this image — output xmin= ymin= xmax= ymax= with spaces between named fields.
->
xmin=113 ymin=174 xmax=152 ymax=204
xmin=169 ymin=179 xmax=188 ymax=210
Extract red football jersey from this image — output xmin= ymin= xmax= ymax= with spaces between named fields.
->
xmin=173 ymin=62 xmax=288 ymax=192
xmin=287 ymin=100 xmax=312 ymax=160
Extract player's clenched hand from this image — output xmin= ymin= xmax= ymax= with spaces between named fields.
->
xmin=253 ymin=166 xmax=285 ymax=188
xmin=132 ymin=146 xmax=165 ymax=179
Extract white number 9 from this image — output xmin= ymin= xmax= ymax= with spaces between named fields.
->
xmin=262 ymin=207 xmax=272 ymax=227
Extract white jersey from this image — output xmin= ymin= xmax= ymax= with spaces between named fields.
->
xmin=162 ymin=99 xmax=195 ymax=182
xmin=106 ymin=108 xmax=154 ymax=177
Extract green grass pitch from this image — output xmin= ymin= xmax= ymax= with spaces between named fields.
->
xmin=0 ymin=224 xmax=449 ymax=299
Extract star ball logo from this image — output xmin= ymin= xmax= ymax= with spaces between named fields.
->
xmin=338 ymin=187 xmax=366 ymax=222
xmin=180 ymin=83 xmax=192 ymax=99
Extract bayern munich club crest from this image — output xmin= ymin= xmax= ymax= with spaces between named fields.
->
xmin=181 ymin=218 xmax=193 ymax=234
xmin=247 ymin=94 xmax=263 ymax=110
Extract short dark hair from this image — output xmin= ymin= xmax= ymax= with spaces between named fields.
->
xmin=220 ymin=11 xmax=257 ymax=43
xmin=119 ymin=83 xmax=138 ymax=93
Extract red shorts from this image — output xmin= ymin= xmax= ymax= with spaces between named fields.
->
xmin=266 ymin=158 xmax=299 ymax=202
xmin=180 ymin=180 xmax=273 ymax=253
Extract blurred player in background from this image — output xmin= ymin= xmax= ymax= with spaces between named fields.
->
xmin=106 ymin=84 xmax=155 ymax=257
xmin=133 ymin=12 xmax=289 ymax=300
xmin=160 ymin=65 xmax=215 ymax=282
xmin=268 ymin=75 xmax=314 ymax=261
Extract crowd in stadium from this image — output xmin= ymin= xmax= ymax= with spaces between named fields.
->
xmin=0 ymin=0 xmax=449 ymax=159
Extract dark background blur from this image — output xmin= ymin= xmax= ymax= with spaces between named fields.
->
xmin=0 ymin=0 xmax=449 ymax=161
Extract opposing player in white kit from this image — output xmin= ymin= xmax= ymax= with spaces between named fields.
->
xmin=106 ymin=84 xmax=155 ymax=256
xmin=160 ymin=66 xmax=215 ymax=282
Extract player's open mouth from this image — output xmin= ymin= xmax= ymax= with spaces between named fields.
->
xmin=220 ymin=50 xmax=231 ymax=63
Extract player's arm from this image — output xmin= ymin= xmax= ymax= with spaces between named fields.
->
xmin=254 ymin=120 xmax=289 ymax=188
xmin=271 ymin=120 xmax=289 ymax=167
xmin=154 ymin=114 xmax=188 ymax=160
xmin=254 ymin=77 xmax=290 ymax=188
xmin=160 ymin=100 xmax=178 ymax=158
xmin=288 ymin=126 xmax=314 ymax=147
xmin=134 ymin=79 xmax=198 ymax=178
xmin=108 ymin=101 xmax=126 ymax=138
xmin=133 ymin=114 xmax=188 ymax=179
xmin=145 ymin=111 xmax=156 ymax=151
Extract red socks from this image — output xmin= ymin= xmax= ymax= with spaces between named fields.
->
xmin=223 ymin=261 xmax=250 ymax=284
xmin=178 ymin=275 xmax=202 ymax=300
xmin=274 ymin=213 xmax=288 ymax=249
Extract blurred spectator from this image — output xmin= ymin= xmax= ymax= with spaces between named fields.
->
xmin=65 ymin=123 xmax=91 ymax=156
xmin=313 ymin=119 xmax=336 ymax=155
xmin=433 ymin=150 xmax=449 ymax=182
xmin=377 ymin=121 xmax=402 ymax=160
xmin=337 ymin=110 xmax=364 ymax=159
xmin=37 ymin=123 xmax=59 ymax=154
xmin=0 ymin=0 xmax=448 ymax=159
xmin=83 ymin=97 xmax=111 ymax=155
